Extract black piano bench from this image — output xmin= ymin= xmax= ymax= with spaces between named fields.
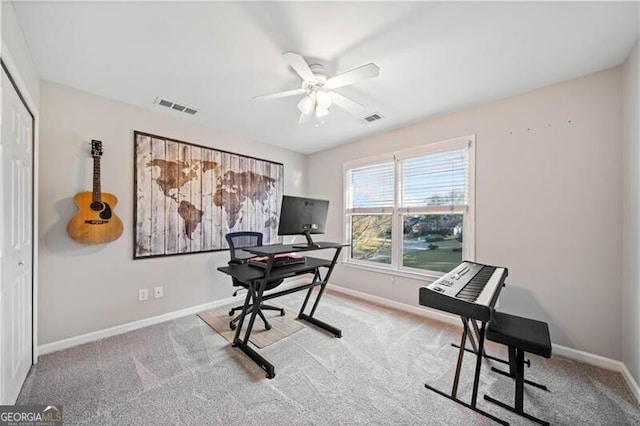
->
xmin=483 ymin=311 xmax=552 ymax=426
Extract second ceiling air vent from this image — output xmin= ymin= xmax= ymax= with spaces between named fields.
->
xmin=361 ymin=113 xmax=384 ymax=124
xmin=154 ymin=97 xmax=198 ymax=115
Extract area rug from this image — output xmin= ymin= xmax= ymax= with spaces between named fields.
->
xmin=197 ymin=304 xmax=305 ymax=348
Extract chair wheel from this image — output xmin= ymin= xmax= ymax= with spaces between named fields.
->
xmin=265 ymin=323 xmax=272 ymax=330
xmin=280 ymin=309 xmax=285 ymax=316
xmin=229 ymin=322 xmax=236 ymax=330
xmin=228 ymin=310 xmax=235 ymax=316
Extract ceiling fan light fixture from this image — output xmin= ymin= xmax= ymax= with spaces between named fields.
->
xmin=297 ymin=94 xmax=315 ymax=114
xmin=316 ymin=106 xmax=330 ymax=118
xmin=316 ymin=91 xmax=332 ymax=109
xmin=254 ymin=52 xmax=379 ymax=124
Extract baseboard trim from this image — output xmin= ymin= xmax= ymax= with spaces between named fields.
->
xmin=37 ymin=278 xmax=309 ymax=357
xmin=620 ymin=363 xmax=640 ymax=404
xmin=326 ymin=284 xmax=460 ymax=327
xmin=551 ymin=344 xmax=619 ymax=370
xmin=37 ymin=296 xmax=237 ymax=356
xmin=326 ymin=284 xmax=640 ymax=404
xmin=552 ymin=344 xmax=640 ymax=402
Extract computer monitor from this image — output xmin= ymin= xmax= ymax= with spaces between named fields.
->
xmin=277 ymin=195 xmax=329 ymax=248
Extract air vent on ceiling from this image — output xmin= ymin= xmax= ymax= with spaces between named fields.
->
xmin=361 ymin=112 xmax=384 ymax=124
xmin=154 ymin=97 xmax=198 ymax=115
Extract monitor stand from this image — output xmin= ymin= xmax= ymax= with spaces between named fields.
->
xmin=292 ymin=230 xmax=320 ymax=249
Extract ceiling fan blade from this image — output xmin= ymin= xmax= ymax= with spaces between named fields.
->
xmin=283 ymin=52 xmax=316 ymax=82
xmin=328 ymin=92 xmax=364 ymax=114
xmin=253 ymin=88 xmax=306 ymax=101
xmin=298 ymin=107 xmax=313 ymax=124
xmin=324 ymin=63 xmax=379 ymax=90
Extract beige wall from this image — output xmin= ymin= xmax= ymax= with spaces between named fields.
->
xmin=308 ymin=68 xmax=623 ymax=360
xmin=37 ymin=80 xmax=307 ymax=344
xmin=623 ymin=38 xmax=640 ymax=385
xmin=1 ymin=0 xmax=40 ymax=107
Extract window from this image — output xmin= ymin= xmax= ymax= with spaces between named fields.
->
xmin=344 ymin=136 xmax=475 ymax=276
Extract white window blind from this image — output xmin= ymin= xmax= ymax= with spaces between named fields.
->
xmin=399 ymin=148 xmax=468 ymax=210
xmin=346 ymin=162 xmax=394 ymax=212
xmin=343 ymin=135 xmax=475 ymax=274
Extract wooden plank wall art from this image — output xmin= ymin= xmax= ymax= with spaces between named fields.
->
xmin=134 ymin=131 xmax=283 ymax=258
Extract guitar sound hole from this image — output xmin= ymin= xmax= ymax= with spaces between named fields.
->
xmin=90 ymin=202 xmax=104 ymax=211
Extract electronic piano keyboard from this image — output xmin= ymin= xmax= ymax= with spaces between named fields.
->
xmin=419 ymin=261 xmax=508 ymax=322
xmin=419 ymin=261 xmax=510 ymax=425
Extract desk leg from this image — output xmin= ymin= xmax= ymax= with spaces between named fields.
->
xmin=240 ymin=283 xmax=264 ymax=345
xmin=298 ymin=274 xmax=342 ymax=338
xmin=231 ymin=280 xmax=277 ymax=379
xmin=297 ymin=249 xmax=343 ymax=338
xmin=298 ymin=313 xmax=342 ymax=338
xmin=298 ymin=270 xmax=320 ymax=314
xmin=232 ymin=340 xmax=276 ymax=379
xmin=308 ymin=278 xmax=328 ymax=318
xmin=231 ymin=286 xmax=253 ymax=344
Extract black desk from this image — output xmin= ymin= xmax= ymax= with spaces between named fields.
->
xmin=217 ymin=242 xmax=348 ymax=378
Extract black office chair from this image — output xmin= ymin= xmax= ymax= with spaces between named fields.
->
xmin=226 ymin=231 xmax=285 ymax=331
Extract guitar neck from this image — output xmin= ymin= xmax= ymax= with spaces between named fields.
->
xmin=92 ymin=155 xmax=101 ymax=202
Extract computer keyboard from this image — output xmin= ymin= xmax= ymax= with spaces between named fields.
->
xmin=248 ymin=254 xmax=306 ymax=269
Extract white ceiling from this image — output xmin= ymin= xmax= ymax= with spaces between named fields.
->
xmin=12 ymin=1 xmax=640 ymax=154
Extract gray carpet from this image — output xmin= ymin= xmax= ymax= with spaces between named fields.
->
xmin=17 ymin=290 xmax=640 ymax=425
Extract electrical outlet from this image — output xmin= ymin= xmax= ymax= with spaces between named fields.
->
xmin=138 ymin=288 xmax=149 ymax=301
xmin=154 ymin=286 xmax=164 ymax=299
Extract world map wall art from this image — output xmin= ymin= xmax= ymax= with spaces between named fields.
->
xmin=134 ymin=131 xmax=284 ymax=259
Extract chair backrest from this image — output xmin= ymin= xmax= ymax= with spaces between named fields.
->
xmin=226 ymin=231 xmax=263 ymax=263
xmin=225 ymin=231 xmax=284 ymax=289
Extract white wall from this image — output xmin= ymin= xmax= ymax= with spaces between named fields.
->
xmin=623 ymin=38 xmax=640 ymax=385
xmin=38 ymin=80 xmax=307 ymax=345
xmin=308 ymin=68 xmax=623 ymax=360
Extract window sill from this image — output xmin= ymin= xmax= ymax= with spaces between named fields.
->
xmin=341 ymin=261 xmax=442 ymax=283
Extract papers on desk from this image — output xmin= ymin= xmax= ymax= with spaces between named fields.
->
xmin=248 ymin=253 xmax=306 ymax=268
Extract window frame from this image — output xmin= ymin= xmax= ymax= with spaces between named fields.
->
xmin=343 ymin=135 xmax=476 ymax=278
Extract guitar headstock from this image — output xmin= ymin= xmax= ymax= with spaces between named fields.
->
xmin=91 ymin=140 xmax=103 ymax=157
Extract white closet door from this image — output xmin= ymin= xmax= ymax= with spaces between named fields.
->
xmin=0 ymin=65 xmax=34 ymax=405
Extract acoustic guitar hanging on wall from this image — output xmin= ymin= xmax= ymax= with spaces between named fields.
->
xmin=67 ymin=140 xmax=123 ymax=244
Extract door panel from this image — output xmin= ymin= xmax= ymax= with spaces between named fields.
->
xmin=1 ymin=65 xmax=33 ymax=405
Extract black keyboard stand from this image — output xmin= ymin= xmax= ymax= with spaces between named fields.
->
xmin=218 ymin=242 xmax=347 ymax=379
xmin=450 ymin=318 xmax=531 ymax=369
xmin=424 ymin=316 xmax=509 ymax=426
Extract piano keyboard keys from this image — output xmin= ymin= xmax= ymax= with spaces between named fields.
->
xmin=419 ymin=261 xmax=508 ymax=323
xmin=456 ymin=266 xmax=496 ymax=302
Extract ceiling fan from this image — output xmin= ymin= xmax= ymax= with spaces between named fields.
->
xmin=254 ymin=52 xmax=380 ymax=124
